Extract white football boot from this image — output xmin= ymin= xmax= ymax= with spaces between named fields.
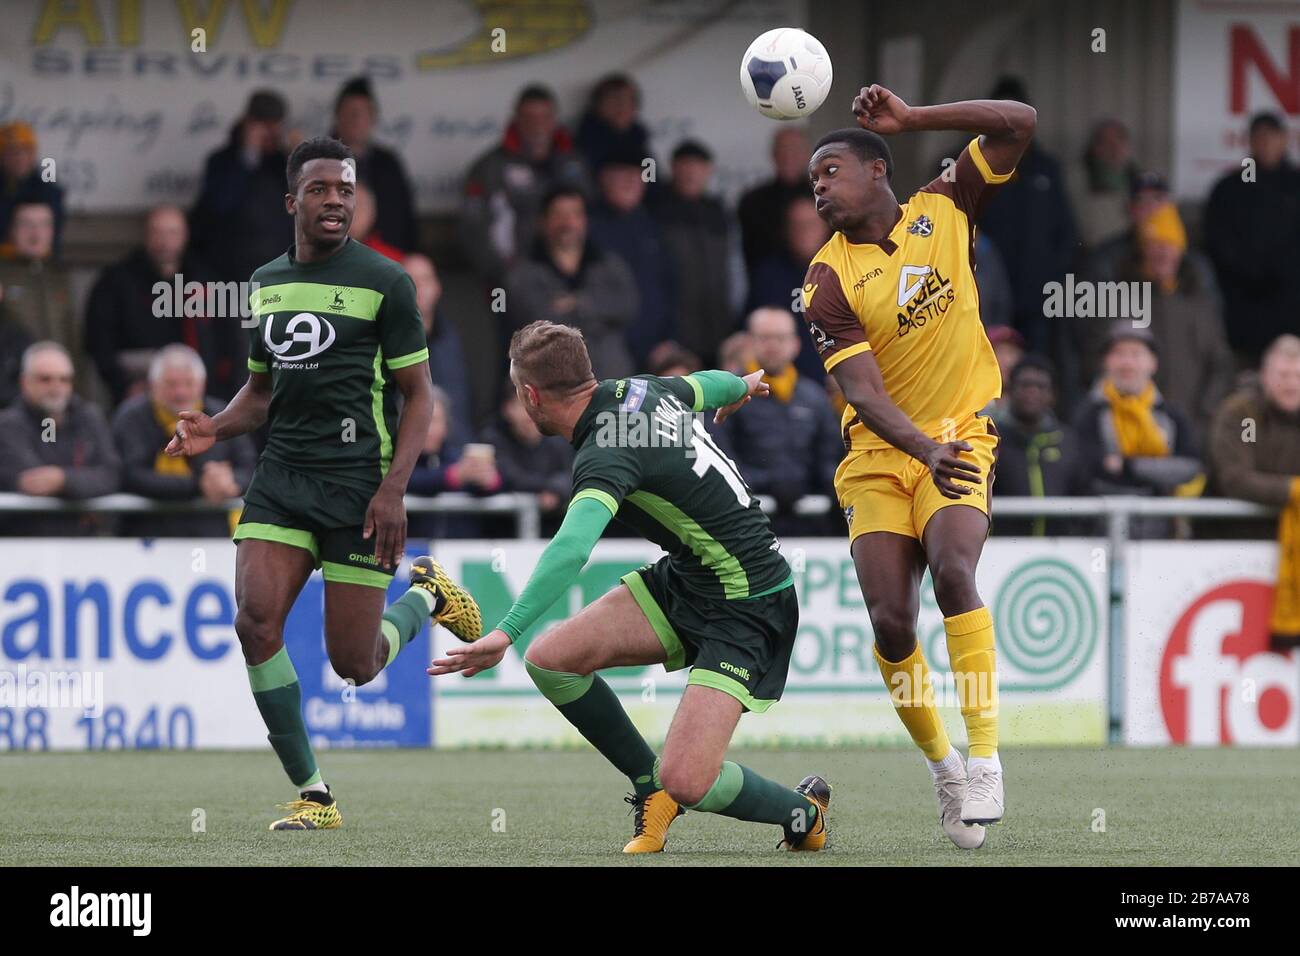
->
xmin=961 ymin=756 xmax=1005 ymax=825
xmin=932 ymin=754 xmax=986 ymax=849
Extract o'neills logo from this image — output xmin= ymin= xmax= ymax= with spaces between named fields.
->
xmin=348 ymin=552 xmax=380 ymax=566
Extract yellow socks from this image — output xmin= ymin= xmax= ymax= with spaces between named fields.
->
xmin=875 ymin=608 xmax=999 ymax=761
xmin=944 ymin=607 xmax=999 ymax=758
xmin=874 ymin=642 xmax=952 ymax=761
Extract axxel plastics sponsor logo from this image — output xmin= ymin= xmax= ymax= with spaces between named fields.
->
xmin=264 ymin=312 xmax=337 ymax=361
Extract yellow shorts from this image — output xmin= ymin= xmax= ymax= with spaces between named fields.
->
xmin=834 ymin=411 xmax=1000 ymax=543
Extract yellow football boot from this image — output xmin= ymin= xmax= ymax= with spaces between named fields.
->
xmin=410 ymin=555 xmax=483 ymax=643
xmin=780 ymin=774 xmax=831 ymax=851
xmin=622 ymin=791 xmax=685 ymax=854
xmin=269 ymin=791 xmax=342 ymax=831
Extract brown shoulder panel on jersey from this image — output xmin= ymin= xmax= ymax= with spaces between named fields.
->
xmin=919 ymin=138 xmax=1012 ymax=221
xmin=802 ymin=260 xmax=869 ymax=372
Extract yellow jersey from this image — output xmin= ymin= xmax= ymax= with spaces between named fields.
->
xmin=802 ymin=137 xmax=1011 ymax=451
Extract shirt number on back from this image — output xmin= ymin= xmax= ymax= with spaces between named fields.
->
xmin=690 ymin=420 xmax=750 ymax=506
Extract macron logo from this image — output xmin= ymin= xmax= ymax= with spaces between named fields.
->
xmin=50 ymin=886 xmax=152 ymax=937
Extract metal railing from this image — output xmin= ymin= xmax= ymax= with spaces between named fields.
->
xmin=0 ymin=491 xmax=542 ymax=538
xmin=751 ymin=493 xmax=1278 ymax=523
xmin=997 ymin=497 xmax=1276 ymax=744
xmin=3 ymin=491 xmax=1275 ymax=530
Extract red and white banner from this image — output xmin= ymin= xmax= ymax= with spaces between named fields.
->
xmin=1174 ymin=0 xmax=1300 ymax=199
xmin=1125 ymin=542 xmax=1299 ymax=746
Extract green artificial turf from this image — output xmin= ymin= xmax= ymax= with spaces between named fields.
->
xmin=2 ymin=747 xmax=1296 ymax=866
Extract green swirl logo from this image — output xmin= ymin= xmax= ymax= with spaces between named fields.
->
xmin=922 ymin=620 xmax=948 ymax=671
xmin=994 ymin=558 xmax=1097 ymax=690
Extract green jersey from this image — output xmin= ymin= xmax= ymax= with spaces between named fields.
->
xmin=246 ymin=238 xmax=429 ymax=492
xmin=568 ymin=376 xmax=791 ymax=600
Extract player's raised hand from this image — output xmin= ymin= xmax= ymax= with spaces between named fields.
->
xmin=428 ymin=629 xmax=511 ymax=678
xmin=714 ymin=368 xmax=771 ymax=424
xmin=165 ymin=409 xmax=217 ymax=458
xmin=922 ymin=440 xmax=982 ymax=499
xmin=852 ymin=84 xmax=911 ymax=135
xmin=363 ymin=486 xmax=407 ymax=571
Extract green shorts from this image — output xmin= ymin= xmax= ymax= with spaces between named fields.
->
xmin=621 ymin=557 xmax=799 ymax=713
xmin=233 ymin=458 xmax=394 ymax=588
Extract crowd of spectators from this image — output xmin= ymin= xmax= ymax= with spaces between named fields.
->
xmin=1 ymin=71 xmax=1298 ymax=542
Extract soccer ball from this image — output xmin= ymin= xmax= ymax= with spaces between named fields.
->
xmin=740 ymin=27 xmax=833 ymax=121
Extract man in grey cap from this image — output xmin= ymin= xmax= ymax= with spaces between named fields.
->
xmin=1071 ymin=325 xmax=1203 ymax=533
xmin=189 ymin=89 xmax=296 ymax=286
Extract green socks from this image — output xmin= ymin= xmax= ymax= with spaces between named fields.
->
xmin=247 ymin=589 xmax=432 ymax=791
xmin=686 ymin=761 xmax=816 ymax=829
xmin=524 ymin=660 xmax=811 ymax=827
xmin=381 ymin=588 xmax=435 ymax=668
xmin=248 ymin=587 xmax=430 ymax=791
xmin=247 ymin=646 xmax=319 ymax=788
xmin=526 ymin=661 xmax=658 ymax=797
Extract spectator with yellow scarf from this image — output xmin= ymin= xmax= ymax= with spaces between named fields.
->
xmin=111 ymin=344 xmax=255 ymax=537
xmin=714 ymin=307 xmax=842 ymax=534
xmin=1072 ymin=326 xmax=1204 ymax=536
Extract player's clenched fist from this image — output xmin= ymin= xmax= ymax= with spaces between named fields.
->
xmin=852 ymin=83 xmax=911 ymax=135
xmin=165 ymin=408 xmax=217 ymax=458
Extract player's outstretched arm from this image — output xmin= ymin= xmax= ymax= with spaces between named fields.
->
xmin=165 ymin=370 xmax=272 ymax=458
xmin=831 ymin=350 xmax=980 ymax=500
xmin=428 ymin=496 xmax=613 ymax=678
xmin=665 ymin=369 xmax=769 ymax=421
xmin=852 ymin=83 xmax=1036 ymax=175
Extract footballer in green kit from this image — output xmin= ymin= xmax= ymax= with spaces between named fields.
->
xmin=429 ymin=320 xmax=831 ymax=854
xmin=166 ymin=136 xmax=480 ymax=830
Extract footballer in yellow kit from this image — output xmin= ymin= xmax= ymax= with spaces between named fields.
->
xmin=802 ymin=83 xmax=1037 ymax=849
